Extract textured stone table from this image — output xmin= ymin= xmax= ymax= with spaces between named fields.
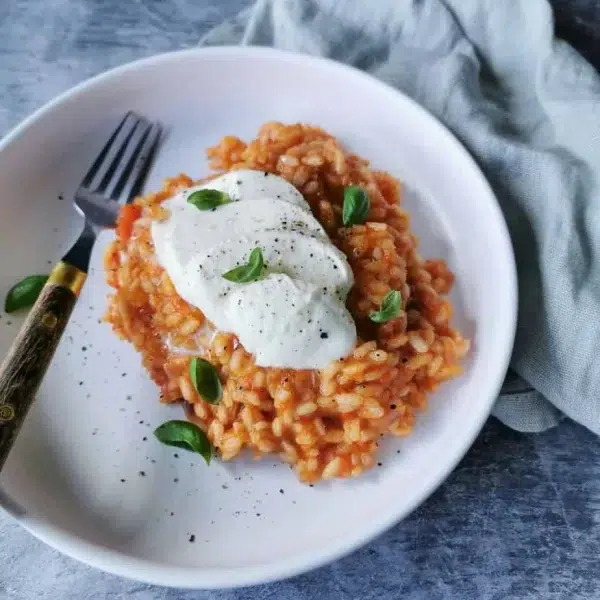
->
xmin=2 ymin=1 xmax=600 ymax=599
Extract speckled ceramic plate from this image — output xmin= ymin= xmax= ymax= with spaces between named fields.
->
xmin=0 ymin=47 xmax=517 ymax=589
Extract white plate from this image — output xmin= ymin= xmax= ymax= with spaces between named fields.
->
xmin=0 ymin=47 xmax=517 ymax=589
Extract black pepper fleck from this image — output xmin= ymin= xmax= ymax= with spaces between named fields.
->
xmin=120 ymin=478 xmax=126 ymax=483
xmin=189 ymin=534 xmax=196 ymax=543
xmin=320 ymin=332 xmax=329 ymax=339
xmin=139 ymin=471 xmax=146 ymax=477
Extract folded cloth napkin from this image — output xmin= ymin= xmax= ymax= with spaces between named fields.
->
xmin=201 ymin=0 xmax=600 ymax=435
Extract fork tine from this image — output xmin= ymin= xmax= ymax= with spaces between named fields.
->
xmin=118 ymin=122 xmax=162 ymax=203
xmin=81 ymin=112 xmax=140 ymax=192
xmin=103 ymin=119 xmax=151 ymax=200
xmin=80 ymin=112 xmax=134 ymax=189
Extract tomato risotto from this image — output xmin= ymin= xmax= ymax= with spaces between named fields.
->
xmin=104 ymin=122 xmax=469 ymax=483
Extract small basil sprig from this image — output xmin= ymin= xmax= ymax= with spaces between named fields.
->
xmin=4 ymin=275 xmax=48 ymax=313
xmin=222 ymin=248 xmax=264 ymax=283
xmin=369 ymin=290 xmax=402 ymax=323
xmin=342 ymin=185 xmax=370 ymax=226
xmin=187 ymin=189 xmax=230 ymax=211
xmin=190 ymin=357 xmax=222 ymax=404
xmin=154 ymin=420 xmax=212 ymax=465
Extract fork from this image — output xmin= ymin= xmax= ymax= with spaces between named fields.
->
xmin=0 ymin=112 xmax=162 ymax=471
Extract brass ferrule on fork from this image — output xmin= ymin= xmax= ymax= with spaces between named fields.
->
xmin=48 ymin=262 xmax=87 ymax=296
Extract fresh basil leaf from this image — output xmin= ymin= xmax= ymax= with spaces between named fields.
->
xmin=187 ymin=189 xmax=230 ymax=211
xmin=369 ymin=290 xmax=402 ymax=323
xmin=190 ymin=357 xmax=222 ymax=404
xmin=154 ymin=420 xmax=212 ymax=465
xmin=342 ymin=186 xmax=370 ymax=227
xmin=222 ymin=247 xmax=264 ymax=283
xmin=4 ymin=274 xmax=48 ymax=313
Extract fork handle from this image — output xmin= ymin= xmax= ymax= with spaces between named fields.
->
xmin=0 ymin=262 xmax=86 ymax=471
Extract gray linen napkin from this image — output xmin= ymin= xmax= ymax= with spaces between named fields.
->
xmin=200 ymin=0 xmax=600 ymax=435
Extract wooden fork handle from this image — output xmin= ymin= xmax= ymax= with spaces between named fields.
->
xmin=0 ymin=262 xmax=86 ymax=471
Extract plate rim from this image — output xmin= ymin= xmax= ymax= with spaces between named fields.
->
xmin=0 ymin=45 xmax=518 ymax=589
